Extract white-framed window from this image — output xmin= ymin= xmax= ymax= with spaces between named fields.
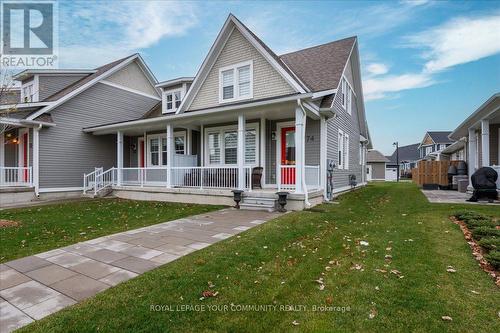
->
xmin=21 ymin=83 xmax=35 ymax=103
xmin=163 ymin=89 xmax=183 ymax=113
xmin=359 ymin=143 xmax=363 ymax=165
xmin=205 ymin=123 xmax=259 ymax=165
xmin=425 ymin=146 xmax=432 ymax=155
xmin=338 ymin=129 xmax=349 ymax=170
xmin=146 ymin=132 xmax=186 ymax=167
xmin=346 ymin=87 xmax=352 ymax=115
xmin=219 ymin=60 xmax=253 ymax=103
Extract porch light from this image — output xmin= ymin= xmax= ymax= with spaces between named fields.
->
xmin=276 ymin=191 xmax=289 ymax=212
xmin=232 ymin=189 xmax=244 ymax=209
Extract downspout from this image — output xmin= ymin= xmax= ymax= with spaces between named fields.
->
xmin=297 ymin=99 xmax=311 ymax=208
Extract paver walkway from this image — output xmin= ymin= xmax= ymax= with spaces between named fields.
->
xmin=421 ymin=189 xmax=500 ymax=204
xmin=0 ymin=208 xmax=280 ymax=332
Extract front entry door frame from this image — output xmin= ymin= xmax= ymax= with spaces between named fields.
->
xmin=276 ymin=121 xmax=295 ymax=187
xmin=17 ymin=128 xmax=29 ymax=182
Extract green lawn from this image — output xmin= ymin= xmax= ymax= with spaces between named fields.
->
xmin=18 ymin=183 xmax=500 ymax=332
xmin=0 ymin=199 xmax=223 ymax=263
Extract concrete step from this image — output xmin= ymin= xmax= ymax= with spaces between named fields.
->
xmin=82 ymin=187 xmax=113 ymax=198
xmin=239 ymin=203 xmax=276 ymax=212
xmin=242 ymin=197 xmax=276 ymax=206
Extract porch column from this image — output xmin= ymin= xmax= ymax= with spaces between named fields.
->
xmin=166 ymin=123 xmax=174 ymax=188
xmin=117 ymin=131 xmax=123 ymax=186
xmin=260 ymin=118 xmax=266 ymax=186
xmin=468 ymin=128 xmax=477 ymax=188
xmin=186 ymin=128 xmax=192 ymax=155
xmin=200 ymin=125 xmax=204 ymax=166
xmin=238 ymin=114 xmax=246 ymax=190
xmin=295 ymin=106 xmax=305 ymax=194
xmin=481 ymin=119 xmax=490 ymax=167
xmin=320 ymin=115 xmax=327 ymax=199
xmin=0 ymin=132 xmax=4 ymax=184
xmin=33 ymin=126 xmax=40 ymax=195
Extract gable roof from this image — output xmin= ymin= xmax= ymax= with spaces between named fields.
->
xmin=388 ymin=143 xmax=420 ymax=163
xmin=367 ymin=150 xmax=390 ymax=163
xmin=280 ymin=37 xmax=356 ymax=92
xmin=427 ymin=131 xmax=454 ymax=144
xmin=178 ymin=14 xmax=311 ymax=114
xmin=26 ymin=54 xmax=158 ymax=120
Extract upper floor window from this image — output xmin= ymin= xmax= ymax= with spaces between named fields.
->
xmin=163 ymin=89 xmax=182 ymax=113
xmin=341 ymin=77 xmax=352 ymax=115
xmin=219 ymin=61 xmax=253 ymax=103
xmin=21 ymin=83 xmax=35 ymax=103
xmin=338 ymin=129 xmax=349 ymax=170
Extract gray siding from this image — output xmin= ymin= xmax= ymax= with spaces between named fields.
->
xmin=326 ymin=58 xmax=363 ymax=189
xmin=189 ymin=28 xmax=295 ymax=111
xmin=38 ymin=83 xmax=158 ymax=188
xmin=38 ymin=75 xmax=87 ymax=101
xmin=106 ymin=61 xmax=159 ymax=97
xmin=370 ymin=162 xmax=386 ymax=180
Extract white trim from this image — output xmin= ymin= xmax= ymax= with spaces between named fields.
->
xmin=146 ymin=131 xmax=186 ymax=167
xmin=162 ymin=87 xmax=185 ymax=114
xmin=204 ymin=123 xmax=259 ymax=166
xmin=100 ymin=81 xmax=161 ymax=101
xmin=27 ymin=54 xmax=157 ymax=120
xmin=311 ymin=89 xmax=337 ymax=100
xmin=33 ymin=126 xmax=40 ymax=196
xmin=156 ymin=77 xmax=194 ymax=88
xmin=260 ymin=117 xmax=266 ymax=186
xmin=320 ymin=116 xmax=327 ymax=199
xmin=338 ymin=129 xmax=344 ymax=169
xmin=218 ymin=60 xmax=254 ymax=104
xmin=38 ymin=187 xmax=83 ymax=193
xmin=13 ymin=70 xmax=96 ymax=80
xmin=0 ymin=102 xmax=53 ymax=110
xmin=329 ymin=40 xmax=356 ymax=109
xmin=0 ymin=117 xmax=55 ymax=128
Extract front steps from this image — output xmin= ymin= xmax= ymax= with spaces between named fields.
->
xmin=240 ymin=196 xmax=277 ymax=212
xmin=82 ymin=187 xmax=113 ymax=198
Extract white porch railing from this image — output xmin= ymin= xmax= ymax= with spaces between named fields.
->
xmin=171 ymin=166 xmax=251 ymax=190
xmin=491 ymin=165 xmax=500 ymax=189
xmin=120 ymin=167 xmax=168 ymax=186
xmin=0 ymin=167 xmax=33 ymax=187
xmin=278 ymin=165 xmax=296 ymax=191
xmin=83 ymin=167 xmax=116 ymax=195
xmin=305 ymin=165 xmax=321 ymax=190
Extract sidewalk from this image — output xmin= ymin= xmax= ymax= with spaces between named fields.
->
xmin=0 ymin=208 xmax=280 ymax=332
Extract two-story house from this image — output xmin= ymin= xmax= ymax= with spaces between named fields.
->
xmin=1 ymin=14 xmax=370 ymax=210
xmin=417 ymin=131 xmax=455 ymax=160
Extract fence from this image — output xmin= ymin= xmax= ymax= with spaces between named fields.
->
xmin=412 ymin=160 xmax=461 ymax=186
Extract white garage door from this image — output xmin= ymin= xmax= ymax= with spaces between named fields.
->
xmin=385 ymin=168 xmax=398 ymax=181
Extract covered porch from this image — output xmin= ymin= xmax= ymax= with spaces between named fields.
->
xmin=84 ymin=98 xmax=329 ymax=202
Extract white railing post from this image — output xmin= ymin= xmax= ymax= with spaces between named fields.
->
xmin=237 ymin=114 xmax=246 ymax=190
xmin=166 ymin=123 xmax=174 ymax=188
xmin=468 ymin=128 xmax=477 ymax=190
xmin=0 ymin=133 xmax=5 ymax=185
xmin=295 ymin=105 xmax=305 ymax=194
xmin=117 ymin=131 xmax=123 ymax=186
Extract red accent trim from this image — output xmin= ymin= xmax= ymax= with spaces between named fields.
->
xmin=280 ymin=127 xmax=295 ymax=185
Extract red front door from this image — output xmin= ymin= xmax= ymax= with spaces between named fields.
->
xmin=280 ymin=126 xmax=296 ymax=185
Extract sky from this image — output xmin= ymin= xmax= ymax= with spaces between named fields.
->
xmin=56 ymin=0 xmax=500 ymax=155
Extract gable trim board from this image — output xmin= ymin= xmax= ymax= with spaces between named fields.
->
xmin=100 ymin=80 xmax=161 ymax=101
xmin=27 ymin=54 xmax=158 ymax=121
xmin=177 ymin=15 xmax=306 ymax=114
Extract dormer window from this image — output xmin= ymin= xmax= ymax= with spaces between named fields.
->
xmin=163 ymin=89 xmax=182 ymax=113
xmin=21 ymin=83 xmax=35 ymax=103
xmin=219 ymin=60 xmax=253 ymax=103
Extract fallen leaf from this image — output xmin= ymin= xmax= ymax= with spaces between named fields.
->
xmin=360 ymin=241 xmax=369 ymax=246
xmin=369 ymin=308 xmax=377 ymax=319
xmin=441 ymin=316 xmax=452 ymax=321
xmin=292 ymin=320 xmax=300 ymax=326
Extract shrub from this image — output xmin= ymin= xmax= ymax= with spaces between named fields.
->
xmin=472 ymin=227 xmax=500 ymax=240
xmin=478 ymin=237 xmax=500 ymax=251
xmin=455 ymin=211 xmax=489 ymax=222
xmin=484 ymin=250 xmax=500 ymax=270
xmin=464 ymin=218 xmax=496 ymax=230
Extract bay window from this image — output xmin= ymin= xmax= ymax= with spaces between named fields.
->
xmin=219 ymin=61 xmax=253 ymax=103
xmin=205 ymin=124 xmax=258 ymax=165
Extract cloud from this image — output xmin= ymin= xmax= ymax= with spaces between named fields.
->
xmin=404 ymin=12 xmax=500 ymax=72
xmin=366 ymin=63 xmax=389 ymax=76
xmin=58 ymin=1 xmax=199 ymax=68
xmin=363 ymin=73 xmax=434 ymax=101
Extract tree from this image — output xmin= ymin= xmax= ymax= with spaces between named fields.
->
xmin=0 ymin=69 xmax=19 ymax=135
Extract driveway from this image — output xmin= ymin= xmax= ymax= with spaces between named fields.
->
xmin=0 ymin=208 xmax=280 ymax=332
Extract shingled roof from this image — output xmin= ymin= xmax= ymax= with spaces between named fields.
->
xmin=367 ymin=150 xmax=390 ymax=163
xmin=280 ymin=37 xmax=356 ymax=92
xmin=42 ymin=54 xmax=137 ymax=102
xmin=387 ymin=143 xmax=420 ymax=164
xmin=426 ymin=131 xmax=454 ymax=144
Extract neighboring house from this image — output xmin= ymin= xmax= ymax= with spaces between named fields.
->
xmin=1 ymin=14 xmax=371 ymax=210
xmin=386 ymin=143 xmax=420 ymax=177
xmin=366 ymin=150 xmax=390 ymax=181
xmin=417 ymin=131 xmax=455 ymax=160
xmin=449 ymin=93 xmax=500 ymax=190
xmin=0 ymin=54 xmax=161 ymax=205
